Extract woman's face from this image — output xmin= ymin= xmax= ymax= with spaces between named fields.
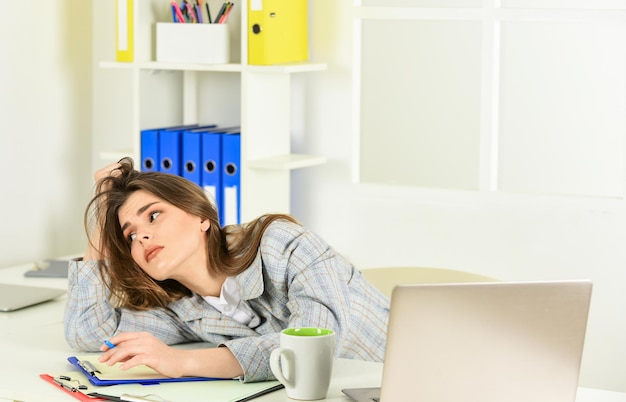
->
xmin=118 ymin=190 xmax=210 ymax=282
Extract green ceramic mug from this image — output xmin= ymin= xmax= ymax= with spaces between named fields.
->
xmin=270 ymin=328 xmax=336 ymax=400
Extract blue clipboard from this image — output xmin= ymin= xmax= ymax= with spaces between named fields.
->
xmin=68 ymin=356 xmax=223 ymax=386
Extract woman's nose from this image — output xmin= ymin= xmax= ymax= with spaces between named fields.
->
xmin=136 ymin=230 xmax=152 ymax=242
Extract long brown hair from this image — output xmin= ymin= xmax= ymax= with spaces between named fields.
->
xmin=85 ymin=157 xmax=298 ymax=310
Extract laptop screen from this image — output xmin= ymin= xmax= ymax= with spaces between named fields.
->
xmin=381 ymin=281 xmax=591 ymax=402
xmin=344 ymin=280 xmax=592 ymax=402
xmin=0 ymin=283 xmax=66 ymax=312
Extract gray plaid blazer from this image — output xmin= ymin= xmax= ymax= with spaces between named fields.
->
xmin=64 ymin=220 xmax=389 ymax=382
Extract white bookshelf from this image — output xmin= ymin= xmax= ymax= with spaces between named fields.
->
xmin=95 ymin=0 xmax=327 ymax=221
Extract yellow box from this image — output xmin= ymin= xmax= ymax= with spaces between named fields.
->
xmin=247 ymin=0 xmax=308 ymax=65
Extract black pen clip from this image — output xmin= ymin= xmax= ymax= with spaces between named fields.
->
xmin=53 ymin=375 xmax=88 ymax=392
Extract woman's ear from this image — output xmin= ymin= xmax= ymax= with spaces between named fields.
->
xmin=200 ymin=219 xmax=211 ymax=232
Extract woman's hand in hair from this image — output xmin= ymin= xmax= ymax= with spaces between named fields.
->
xmin=83 ymin=161 xmax=124 ymax=261
xmin=94 ymin=161 xmax=123 ymax=193
xmin=98 ymin=331 xmax=244 ymax=379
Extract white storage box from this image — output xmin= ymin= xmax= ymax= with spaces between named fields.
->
xmin=156 ymin=23 xmax=229 ymax=64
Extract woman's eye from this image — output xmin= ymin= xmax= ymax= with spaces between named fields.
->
xmin=128 ymin=233 xmax=137 ymax=242
xmin=149 ymin=211 xmax=161 ymax=222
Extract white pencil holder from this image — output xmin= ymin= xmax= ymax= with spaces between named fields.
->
xmin=156 ymin=23 xmax=229 ymax=64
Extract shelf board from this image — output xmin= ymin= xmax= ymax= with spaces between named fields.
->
xmin=247 ymin=154 xmax=327 ymax=170
xmin=99 ymin=61 xmax=242 ymax=72
xmin=98 ymin=61 xmax=135 ymax=69
xmin=99 ymin=61 xmax=327 ymax=74
xmin=99 ymin=150 xmax=134 ymax=161
xmin=100 ymin=151 xmax=326 ymax=171
xmin=246 ymin=63 xmax=328 ymax=74
xmin=139 ymin=61 xmax=243 ymax=72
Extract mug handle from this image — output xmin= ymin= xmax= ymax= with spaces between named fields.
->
xmin=270 ymin=348 xmax=295 ymax=387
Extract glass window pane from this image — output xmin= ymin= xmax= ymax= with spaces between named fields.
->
xmin=359 ymin=19 xmax=483 ymax=190
xmin=498 ymin=21 xmax=626 ymax=197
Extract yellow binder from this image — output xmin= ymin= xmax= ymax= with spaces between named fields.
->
xmin=247 ymin=0 xmax=308 ymax=65
xmin=116 ymin=0 xmax=134 ymax=62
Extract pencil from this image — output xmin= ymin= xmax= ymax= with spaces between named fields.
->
xmin=218 ymin=2 xmax=234 ymax=23
xmin=213 ymin=1 xmax=228 ymax=23
xmin=206 ymin=3 xmax=212 ymax=23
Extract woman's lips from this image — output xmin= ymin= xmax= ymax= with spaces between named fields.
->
xmin=145 ymin=246 xmax=163 ymax=262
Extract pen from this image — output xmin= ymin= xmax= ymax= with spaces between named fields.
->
xmin=218 ymin=2 xmax=233 ymax=23
xmin=185 ymin=1 xmax=197 ymax=23
xmin=178 ymin=1 xmax=188 ymax=22
xmin=171 ymin=0 xmax=185 ymax=22
xmin=170 ymin=3 xmax=177 ymax=22
xmin=233 ymin=383 xmax=284 ymax=402
xmin=213 ymin=2 xmax=228 ymax=23
xmin=88 ymin=392 xmax=170 ymax=402
xmin=104 ymin=339 xmax=116 ymax=348
xmin=206 ymin=2 xmax=212 ymax=23
xmin=195 ymin=2 xmax=203 ymax=23
xmin=88 ymin=393 xmax=121 ymax=401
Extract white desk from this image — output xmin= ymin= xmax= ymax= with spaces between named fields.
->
xmin=1 ymin=263 xmax=625 ymax=402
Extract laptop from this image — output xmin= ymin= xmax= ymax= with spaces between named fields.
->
xmin=0 ymin=283 xmax=66 ymax=312
xmin=343 ymin=280 xmax=592 ymax=402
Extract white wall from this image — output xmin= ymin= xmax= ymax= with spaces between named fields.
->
xmin=19 ymin=0 xmax=623 ymax=394
xmin=0 ymin=0 xmax=622 ymax=394
xmin=0 ymin=0 xmax=92 ymax=267
xmin=292 ymin=0 xmax=626 ymax=393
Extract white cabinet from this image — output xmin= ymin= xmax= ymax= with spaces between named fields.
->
xmin=94 ymin=0 xmax=326 ymax=221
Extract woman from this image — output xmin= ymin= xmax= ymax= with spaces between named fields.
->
xmin=64 ymin=158 xmax=389 ymax=382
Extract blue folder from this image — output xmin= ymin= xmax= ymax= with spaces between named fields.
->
xmin=182 ymin=130 xmax=203 ymax=186
xmin=141 ymin=124 xmax=200 ymax=173
xmin=197 ymin=128 xmax=224 ymax=213
xmin=159 ymin=127 xmax=186 ymax=176
xmin=67 ymin=356 xmax=220 ymax=386
xmin=140 ymin=128 xmax=160 ymax=172
xmin=181 ymin=125 xmax=219 ymax=186
xmin=221 ymin=131 xmax=241 ymax=226
xmin=188 ymin=126 xmax=239 ymax=221
xmin=160 ymin=124 xmax=217 ymax=176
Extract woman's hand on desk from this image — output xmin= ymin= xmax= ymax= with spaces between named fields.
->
xmin=97 ymin=331 xmax=244 ymax=379
xmin=98 ymin=331 xmax=186 ymax=377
